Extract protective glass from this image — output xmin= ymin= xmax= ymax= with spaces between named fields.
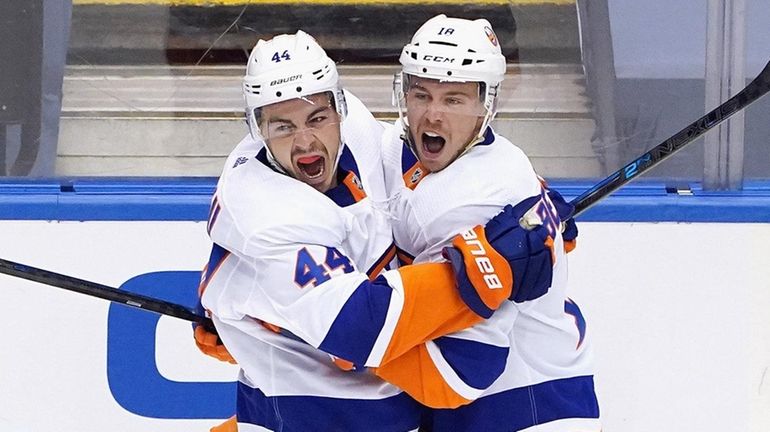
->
xmin=394 ymin=73 xmax=488 ymax=126
xmin=250 ymin=91 xmax=342 ymax=148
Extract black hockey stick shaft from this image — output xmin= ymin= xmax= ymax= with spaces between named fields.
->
xmin=571 ymin=59 xmax=770 ymax=217
xmin=0 ymin=257 xmax=213 ymax=327
xmin=0 ymin=256 xmax=304 ymax=342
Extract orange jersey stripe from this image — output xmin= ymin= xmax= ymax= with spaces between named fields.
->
xmin=380 ymin=263 xmax=482 ymax=364
xmin=331 ymin=356 xmax=357 ymax=371
xmin=260 ymin=320 xmax=283 ymax=334
xmin=396 ymin=249 xmax=414 ymax=265
xmin=375 ymin=344 xmax=472 ymax=409
xmin=198 ymin=263 xmax=209 ymax=297
xmin=367 ymin=245 xmax=396 ymax=280
xmin=544 ymin=235 xmax=556 ymax=264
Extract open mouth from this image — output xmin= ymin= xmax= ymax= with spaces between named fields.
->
xmin=296 ymin=155 xmax=325 ymax=179
xmin=422 ymin=132 xmax=446 ymax=155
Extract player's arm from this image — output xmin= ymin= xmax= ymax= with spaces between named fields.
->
xmin=373 ymin=188 xmax=579 ymax=408
xmin=232 ymin=241 xmax=487 ymax=368
xmin=195 ymin=189 xmax=577 ymax=410
xmin=197 ymin=193 xmax=565 ymax=367
xmin=373 ymin=310 xmax=513 ymax=408
xmin=191 ymin=222 xmax=501 ymax=369
xmin=203 ymin=209 xmax=549 ymax=369
xmin=302 ymin=206 xmax=570 ymax=370
xmin=373 ymin=190 xmax=572 ymax=407
xmin=192 ymin=241 xmax=497 ymax=369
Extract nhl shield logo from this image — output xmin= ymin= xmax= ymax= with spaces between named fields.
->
xmin=410 ymin=167 xmax=423 ymax=185
xmin=351 ymin=173 xmax=364 ymax=191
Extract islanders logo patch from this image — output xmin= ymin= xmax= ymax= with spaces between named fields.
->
xmin=484 ymin=26 xmax=499 ymax=47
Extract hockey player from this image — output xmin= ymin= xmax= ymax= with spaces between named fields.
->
xmin=198 ymin=30 xmax=557 ymax=432
xmin=379 ymin=15 xmax=602 ymax=431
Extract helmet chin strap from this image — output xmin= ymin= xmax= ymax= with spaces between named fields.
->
xmin=330 ymin=140 xmax=347 ymax=184
xmin=399 ymin=113 xmax=491 ymax=171
xmin=457 ymin=112 xmax=494 ymax=158
xmin=263 ymin=143 xmax=289 ymax=175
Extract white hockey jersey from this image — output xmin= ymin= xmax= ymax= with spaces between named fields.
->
xmin=380 ymin=124 xmax=601 ymax=431
xmin=200 ymin=92 xmax=483 ymax=432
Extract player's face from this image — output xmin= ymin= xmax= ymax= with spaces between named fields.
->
xmin=404 ymin=78 xmax=485 ymax=172
xmin=259 ymin=93 xmax=342 ymax=192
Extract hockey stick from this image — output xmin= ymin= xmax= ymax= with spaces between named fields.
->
xmin=0 ymin=257 xmax=212 ymax=327
xmin=571 ymin=59 xmax=770 ymax=217
xmin=0 ymin=256 xmax=307 ymax=342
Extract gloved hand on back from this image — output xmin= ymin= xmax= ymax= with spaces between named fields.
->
xmin=443 ymin=190 xmax=576 ymax=318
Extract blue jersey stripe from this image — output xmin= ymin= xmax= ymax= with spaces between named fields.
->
xmin=366 ymin=243 xmax=396 ymax=278
xmin=432 ymin=336 xmax=509 ymax=390
xmin=565 ymin=298 xmax=587 ymax=349
xmin=202 ymin=243 xmax=230 ymax=288
xmin=318 ymin=275 xmax=393 ymax=366
xmin=476 ymin=126 xmax=495 ymax=146
xmin=424 ymin=375 xmax=599 ymax=432
xmin=207 ymin=202 xmax=221 ymax=234
xmin=400 ymin=141 xmax=419 ymax=176
xmin=237 ymin=382 xmax=421 ymax=432
xmin=325 ymin=146 xmax=366 ymax=208
xmin=207 ymin=194 xmax=218 ymax=224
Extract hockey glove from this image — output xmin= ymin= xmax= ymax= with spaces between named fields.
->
xmin=194 ymin=324 xmax=236 ymax=364
xmin=192 ymin=301 xmax=236 ymax=364
xmin=443 ymin=195 xmax=555 ymax=318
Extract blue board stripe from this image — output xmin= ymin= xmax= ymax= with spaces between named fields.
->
xmin=0 ymin=178 xmax=769 ymax=222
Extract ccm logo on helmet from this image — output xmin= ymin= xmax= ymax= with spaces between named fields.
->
xmin=460 ymin=229 xmax=504 ymax=290
xmin=270 ymin=74 xmax=301 ymax=86
xmin=423 ymin=55 xmax=455 ymax=63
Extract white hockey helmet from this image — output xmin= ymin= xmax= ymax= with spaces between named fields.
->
xmin=243 ymin=31 xmax=347 ymax=172
xmin=394 ymin=15 xmax=506 ymax=150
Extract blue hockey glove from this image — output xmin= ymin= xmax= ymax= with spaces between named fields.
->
xmin=484 ymin=196 xmax=555 ymax=303
xmin=443 ymin=195 xmax=556 ymax=318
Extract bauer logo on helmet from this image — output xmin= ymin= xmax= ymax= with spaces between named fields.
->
xmin=270 ymin=74 xmax=302 ymax=87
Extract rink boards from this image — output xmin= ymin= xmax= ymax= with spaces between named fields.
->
xmin=0 ymin=179 xmax=768 ymax=432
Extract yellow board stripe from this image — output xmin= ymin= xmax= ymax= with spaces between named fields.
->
xmin=74 ymin=0 xmax=574 ymax=5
